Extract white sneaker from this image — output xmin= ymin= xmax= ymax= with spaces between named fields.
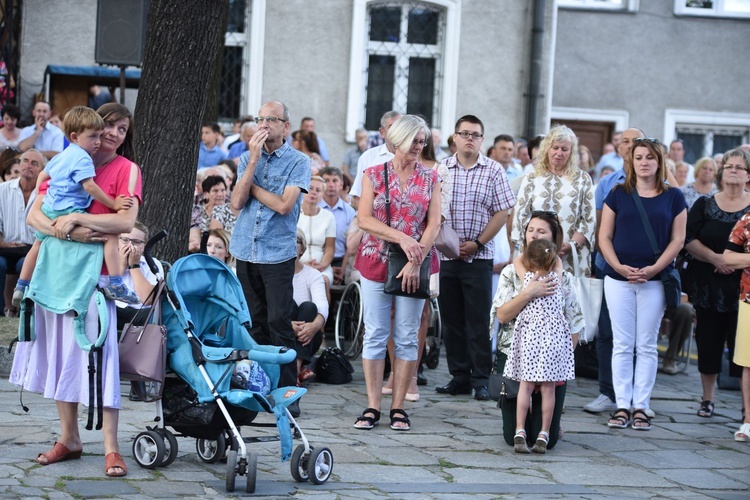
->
xmin=583 ymin=394 xmax=617 ymax=413
xmin=645 ymin=408 xmax=655 ymax=419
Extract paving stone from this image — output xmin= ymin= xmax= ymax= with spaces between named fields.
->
xmin=65 ymin=480 xmax=139 ymax=497
xmin=448 ymin=468 xmax=555 ymax=485
xmin=543 ymin=463 xmax=672 ymax=487
xmin=618 ymin=449 xmax=727 ymax=469
xmin=654 ymin=468 xmax=748 ymax=490
xmin=131 ymin=479 xmax=206 ymax=496
xmin=333 ymin=464 xmax=445 ymax=483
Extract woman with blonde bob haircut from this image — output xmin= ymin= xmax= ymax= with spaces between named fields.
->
xmin=353 ymin=114 xmax=442 ymax=432
xmin=512 ymin=125 xmax=595 ymax=276
xmin=599 ymin=137 xmax=687 ymax=431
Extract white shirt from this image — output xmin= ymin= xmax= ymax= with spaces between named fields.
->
xmin=116 ymin=256 xmax=164 ymax=308
xmin=19 ymin=122 xmax=64 ymax=154
xmin=293 ymin=265 xmax=329 ymax=321
xmin=0 ymin=178 xmax=37 ymax=244
xmin=350 ymin=144 xmax=394 ymax=198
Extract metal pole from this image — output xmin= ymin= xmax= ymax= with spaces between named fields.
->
xmin=525 ymin=0 xmax=546 ymax=139
xmin=119 ymin=65 xmax=126 ymax=104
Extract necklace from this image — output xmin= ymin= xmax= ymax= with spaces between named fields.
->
xmin=97 ymin=153 xmax=117 ymax=168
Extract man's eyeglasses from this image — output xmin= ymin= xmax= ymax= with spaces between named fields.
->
xmin=119 ymin=236 xmax=145 ymax=245
xmin=412 ymin=139 xmax=428 ymax=147
xmin=633 ymin=138 xmax=661 ymax=146
xmin=456 ymin=131 xmax=483 ymax=140
xmin=254 ymin=116 xmax=287 ymax=124
xmin=723 ymin=164 xmax=749 ymax=172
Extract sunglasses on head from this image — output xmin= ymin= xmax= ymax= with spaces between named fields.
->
xmin=531 ymin=210 xmax=559 ymax=220
xmin=633 ymin=138 xmax=661 ymax=146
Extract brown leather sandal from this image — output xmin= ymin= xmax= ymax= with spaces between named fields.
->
xmin=35 ymin=442 xmax=83 ymax=465
xmin=105 ymin=452 xmax=128 ymax=477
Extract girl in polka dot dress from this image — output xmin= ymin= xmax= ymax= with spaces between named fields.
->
xmin=504 ymin=238 xmax=582 ymax=453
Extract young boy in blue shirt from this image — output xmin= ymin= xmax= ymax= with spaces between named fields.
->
xmin=13 ymin=106 xmax=138 ymax=305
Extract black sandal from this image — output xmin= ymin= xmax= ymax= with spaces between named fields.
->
xmin=389 ymin=409 xmax=411 ymax=431
xmin=353 ymin=408 xmax=380 ymax=430
xmin=632 ymin=408 xmax=652 ymax=431
xmin=607 ymin=408 xmax=631 ymax=429
xmin=697 ymin=400 xmax=714 ymax=418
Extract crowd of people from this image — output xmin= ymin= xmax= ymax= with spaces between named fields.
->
xmin=2 ymin=95 xmax=749 ymax=479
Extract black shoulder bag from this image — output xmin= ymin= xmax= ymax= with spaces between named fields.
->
xmin=631 ymin=191 xmax=682 ymax=311
xmin=382 ymin=162 xmax=431 ymax=298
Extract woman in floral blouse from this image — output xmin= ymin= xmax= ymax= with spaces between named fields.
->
xmin=353 ymin=115 xmax=442 ymax=432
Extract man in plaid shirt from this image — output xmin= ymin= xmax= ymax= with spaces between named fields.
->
xmin=436 ymin=115 xmax=516 ymax=400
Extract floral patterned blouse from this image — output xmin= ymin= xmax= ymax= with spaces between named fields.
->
xmin=355 ymin=161 xmax=439 ymax=283
xmin=727 ymin=212 xmax=750 ymax=303
xmin=511 ymin=169 xmax=596 ymax=276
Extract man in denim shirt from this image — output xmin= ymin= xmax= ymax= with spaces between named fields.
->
xmin=230 ymin=101 xmax=310 ymax=411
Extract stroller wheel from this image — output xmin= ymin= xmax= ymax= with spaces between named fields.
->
xmin=290 ymin=444 xmax=309 ymax=482
xmin=132 ymin=430 xmax=165 ymax=469
xmin=196 ymin=433 xmax=226 ymax=464
xmin=160 ymin=430 xmax=178 ymax=467
xmin=246 ymin=452 xmax=257 ymax=493
xmin=307 ymin=447 xmax=333 ymax=485
xmin=225 ymin=449 xmax=237 ymax=492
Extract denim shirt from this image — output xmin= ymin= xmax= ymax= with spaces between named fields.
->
xmin=594 ymin=168 xmax=626 ymax=272
xmin=229 ymin=143 xmax=310 ymax=264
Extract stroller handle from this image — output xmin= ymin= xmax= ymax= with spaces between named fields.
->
xmin=143 ymin=229 xmax=168 ymax=275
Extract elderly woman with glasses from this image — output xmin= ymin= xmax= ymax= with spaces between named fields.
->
xmin=599 ymin=138 xmax=687 ymax=431
xmin=353 ymin=114 xmax=442 ymax=432
xmin=511 ymin=125 xmax=595 ymax=276
xmin=684 ymin=148 xmax=750 ymax=418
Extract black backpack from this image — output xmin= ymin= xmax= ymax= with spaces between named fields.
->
xmin=315 ymin=347 xmax=354 ymax=384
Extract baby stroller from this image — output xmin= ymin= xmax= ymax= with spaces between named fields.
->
xmin=130 ymin=233 xmax=333 ymax=493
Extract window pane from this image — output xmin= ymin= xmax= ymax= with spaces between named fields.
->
xmin=677 ymin=132 xmax=704 ymax=165
xmin=407 ymin=8 xmax=438 ymax=45
xmin=227 ymin=0 xmax=247 ymax=33
xmin=713 ymin=134 xmax=743 ymax=157
xmin=369 ymin=6 xmax=400 ymax=42
xmin=365 ymin=55 xmax=395 ymax=130
xmin=219 ymin=46 xmax=243 ymax=120
xmin=406 ymin=57 xmax=435 ymax=122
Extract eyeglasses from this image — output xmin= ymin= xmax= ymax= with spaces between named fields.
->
xmin=530 ymin=210 xmax=560 ymax=221
xmin=412 ymin=139 xmax=428 ymax=147
xmin=723 ymin=164 xmax=749 ymax=172
xmin=254 ymin=116 xmax=287 ymax=124
xmin=119 ymin=236 xmax=145 ymax=245
xmin=456 ymin=131 xmax=483 ymax=140
xmin=633 ymin=138 xmax=661 ymax=145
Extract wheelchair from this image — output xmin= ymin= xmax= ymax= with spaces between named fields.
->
xmin=330 ymin=280 xmax=442 ymax=367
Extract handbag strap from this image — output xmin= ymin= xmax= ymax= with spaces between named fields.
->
xmin=121 ymin=280 xmax=165 ymax=341
xmin=631 ymin=191 xmax=661 ymax=259
xmin=383 ymin=162 xmax=391 ymax=228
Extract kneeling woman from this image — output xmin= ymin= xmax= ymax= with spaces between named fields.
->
xmin=492 ymin=211 xmax=583 ymax=451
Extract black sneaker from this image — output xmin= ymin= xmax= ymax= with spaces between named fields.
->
xmin=288 ymin=400 xmax=301 ymax=418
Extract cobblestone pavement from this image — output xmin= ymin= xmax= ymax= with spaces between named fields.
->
xmin=1 ymin=340 xmax=748 ymax=499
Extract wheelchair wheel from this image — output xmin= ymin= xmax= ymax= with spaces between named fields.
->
xmin=335 ymin=281 xmax=364 ymax=359
xmin=425 ymin=298 xmax=442 ymax=369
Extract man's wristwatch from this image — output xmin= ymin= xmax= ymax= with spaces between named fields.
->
xmin=473 ymin=239 xmax=485 ymax=250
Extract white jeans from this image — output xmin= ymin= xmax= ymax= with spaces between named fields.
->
xmin=360 ymin=277 xmax=425 ymax=361
xmin=604 ymin=277 xmax=665 ymax=410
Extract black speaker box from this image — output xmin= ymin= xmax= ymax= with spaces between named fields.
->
xmin=95 ymin=0 xmax=149 ymax=67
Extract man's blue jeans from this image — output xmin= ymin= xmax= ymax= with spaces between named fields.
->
xmin=0 ymin=254 xmax=26 ymax=313
xmin=595 ymin=266 xmax=615 ymax=401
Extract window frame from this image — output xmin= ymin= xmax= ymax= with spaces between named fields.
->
xmin=558 ymin=0 xmax=640 ymax=12
xmin=345 ymin=0 xmax=461 ymax=143
xmin=664 ymin=109 xmax=750 ymax=160
xmin=674 ymin=0 xmax=750 ymax=19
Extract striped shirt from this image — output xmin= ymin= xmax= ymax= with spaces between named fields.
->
xmin=441 ymin=153 xmax=515 ymax=262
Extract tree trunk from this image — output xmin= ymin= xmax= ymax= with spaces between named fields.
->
xmin=134 ymin=0 xmax=229 ymax=263
xmin=203 ymin=7 xmax=229 ymax=123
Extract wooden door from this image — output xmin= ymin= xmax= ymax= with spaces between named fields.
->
xmin=553 ymin=119 xmax=614 ymax=164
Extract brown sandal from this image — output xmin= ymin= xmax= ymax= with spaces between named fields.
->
xmin=35 ymin=442 xmax=83 ymax=465
xmin=105 ymin=452 xmax=128 ymax=477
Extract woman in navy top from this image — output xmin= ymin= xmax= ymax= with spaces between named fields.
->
xmin=599 ymin=138 xmax=687 ymax=431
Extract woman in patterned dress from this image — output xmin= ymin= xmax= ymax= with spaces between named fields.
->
xmin=511 ymin=125 xmax=595 ymax=276
xmin=353 ymin=115 xmax=442 ymax=432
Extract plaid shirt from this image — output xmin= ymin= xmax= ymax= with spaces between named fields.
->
xmin=441 ymin=153 xmax=515 ymax=262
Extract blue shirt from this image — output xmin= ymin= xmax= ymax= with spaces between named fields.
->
xmin=228 ymin=141 xmax=247 ymax=159
xmin=318 ymin=197 xmax=356 ymax=259
xmin=198 ymin=142 xmax=228 ymax=169
xmin=594 ymin=151 xmax=623 ymax=179
xmin=229 ymin=143 xmax=310 ymax=264
xmin=43 ymin=143 xmax=96 ymax=211
xmin=594 ymin=169 xmax=627 ymax=271
xmin=602 ymin=186 xmax=687 ymax=281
